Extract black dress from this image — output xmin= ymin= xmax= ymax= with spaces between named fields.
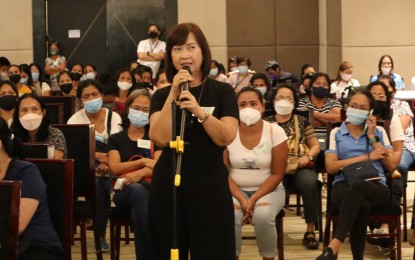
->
xmin=149 ymin=77 xmax=239 ymax=259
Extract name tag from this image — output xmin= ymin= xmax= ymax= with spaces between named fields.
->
xmin=253 ymin=142 xmax=272 ymax=156
xmin=192 ymin=106 xmax=215 ymax=117
xmin=137 ymin=139 xmax=151 ymax=149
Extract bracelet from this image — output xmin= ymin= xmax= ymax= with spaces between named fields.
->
xmin=198 ymin=111 xmax=210 ymax=123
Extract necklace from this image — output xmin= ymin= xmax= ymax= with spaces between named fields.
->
xmin=196 ymin=77 xmax=207 ymax=104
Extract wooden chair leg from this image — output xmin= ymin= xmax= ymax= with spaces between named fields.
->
xmin=80 ymin=221 xmax=87 ymax=260
xmin=110 ymin=220 xmax=116 ymax=260
xmin=125 ymin=224 xmax=130 ymax=245
xmin=403 ymin=187 xmax=408 ymax=241
xmin=115 ymin=224 xmax=122 ymax=260
xmin=276 ymin=217 xmax=284 ymax=260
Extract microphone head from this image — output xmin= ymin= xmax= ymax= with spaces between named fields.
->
xmin=182 ymin=65 xmax=191 ymax=73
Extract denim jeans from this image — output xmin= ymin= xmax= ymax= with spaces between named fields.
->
xmin=113 ymin=183 xmax=149 ymax=260
xmin=233 ymin=186 xmax=285 ymax=258
xmin=96 ymin=176 xmax=112 ymax=238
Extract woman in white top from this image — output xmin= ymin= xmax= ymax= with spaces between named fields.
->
xmin=67 ymin=79 xmax=122 ymax=251
xmin=224 ymin=86 xmax=288 ymax=260
xmin=330 ymin=61 xmax=360 ymax=100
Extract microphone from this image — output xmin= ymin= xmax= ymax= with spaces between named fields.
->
xmin=180 ymin=65 xmax=191 ymax=92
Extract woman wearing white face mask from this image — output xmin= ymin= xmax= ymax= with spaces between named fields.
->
xmin=67 ymin=79 xmax=122 ymax=251
xmin=330 ymin=61 xmax=360 ymax=100
xmin=225 ymin=86 xmax=288 ymax=260
xmin=226 ymin=57 xmax=253 ymax=92
xmin=11 ymin=93 xmax=66 ymax=159
xmin=209 ymin=60 xmax=227 ymax=82
xmin=370 ymin=55 xmax=405 ymax=90
xmin=108 ymin=89 xmax=161 ymax=259
xmin=265 ymin=85 xmax=321 ymax=249
xmin=115 ymin=68 xmax=137 ymax=107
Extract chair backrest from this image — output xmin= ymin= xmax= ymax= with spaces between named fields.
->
xmin=22 ymin=142 xmax=49 ymax=159
xmin=0 ymin=181 xmax=21 ymax=260
xmin=51 ymin=124 xmax=95 ymax=198
xmin=40 ymin=96 xmax=76 ymax=124
xmin=27 ymin=159 xmax=74 ymax=260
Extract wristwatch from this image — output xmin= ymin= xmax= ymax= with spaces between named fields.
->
xmin=307 ymin=154 xmax=314 ymax=161
xmin=369 ymin=136 xmax=380 ymax=144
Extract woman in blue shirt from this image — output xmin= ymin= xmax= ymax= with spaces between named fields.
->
xmin=316 ymin=90 xmax=396 ymax=260
xmin=370 ymin=55 xmax=405 ymax=90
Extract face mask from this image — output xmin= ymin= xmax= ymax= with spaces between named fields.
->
xmin=80 ymin=75 xmax=87 ymax=81
xmin=340 ymin=72 xmax=352 ymax=82
xmin=85 ymin=72 xmax=95 ymax=79
xmin=312 ymin=86 xmax=329 ymax=98
xmin=19 ymin=113 xmax=43 ymax=131
xmin=238 ymin=65 xmax=249 ymax=74
xmin=148 ymin=31 xmax=158 ymax=39
xmin=230 ymin=67 xmax=238 ymax=72
xmin=373 ymin=100 xmax=388 ymax=116
xmin=128 ymin=108 xmax=149 ymax=128
xmin=70 ymin=72 xmax=82 ymax=81
xmin=31 ymin=72 xmax=39 ymax=82
xmin=239 ymin=107 xmax=261 ymax=126
xmin=0 ymin=95 xmax=17 ymax=111
xmin=83 ymin=97 xmax=103 ymax=114
xmin=102 ymin=101 xmax=116 ymax=110
xmin=50 ymin=49 xmax=59 ymax=56
xmin=209 ymin=68 xmax=219 ymax=77
xmin=346 ymin=107 xmax=369 ymax=126
xmin=59 ymin=83 xmax=73 ymax=94
xmin=381 ymin=67 xmax=391 ymax=75
xmin=118 ymin=81 xmax=133 ymax=91
xmin=270 ymin=74 xmax=279 ymax=81
xmin=0 ymin=72 xmax=8 ymax=81
xmin=20 ymin=77 xmax=28 ymax=85
xmin=9 ymin=74 xmax=21 ymax=84
xmin=257 ymin=87 xmax=267 ymax=95
xmin=274 ymin=100 xmax=294 ymax=116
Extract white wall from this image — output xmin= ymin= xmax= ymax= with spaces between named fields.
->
xmin=0 ymin=1 xmax=33 ymax=64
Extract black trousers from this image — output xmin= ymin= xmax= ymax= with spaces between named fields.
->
xmin=331 ymin=180 xmax=389 ymax=260
xmin=148 ymin=164 xmax=235 ymax=260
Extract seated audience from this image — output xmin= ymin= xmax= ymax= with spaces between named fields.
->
xmin=154 ymin=68 xmax=170 ymax=90
xmin=84 ymin=64 xmax=98 ymax=80
xmin=11 ymin=93 xmax=66 ymax=159
xmin=209 ymin=60 xmax=227 ymax=82
xmin=8 ymin=64 xmax=32 ymax=95
xmin=265 ymin=60 xmax=299 ymax=88
xmin=115 ymin=68 xmax=136 ymax=105
xmin=227 ymin=57 xmax=253 ymax=92
xmin=249 ymin=73 xmax=275 ymax=118
xmin=0 ymin=56 xmax=11 ymax=80
xmin=330 ymin=61 xmax=360 ymax=100
xmin=0 ymin=117 xmax=64 ymax=260
xmin=68 ymin=79 xmax=122 ymax=251
xmin=317 ymin=90 xmax=395 ymax=260
xmin=370 ymin=54 xmax=404 ymax=90
xmin=30 ymin=63 xmax=51 ymax=96
xmin=0 ymin=80 xmax=19 ymax=126
xmin=265 ymin=84 xmax=321 ymax=249
xmin=108 ymin=89 xmax=161 ymax=260
xmin=225 ymin=87 xmax=287 ymax=260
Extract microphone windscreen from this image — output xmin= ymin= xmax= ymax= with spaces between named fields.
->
xmin=182 ymin=65 xmax=191 ymax=73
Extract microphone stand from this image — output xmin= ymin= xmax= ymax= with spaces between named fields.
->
xmin=169 ymin=99 xmax=187 ymax=260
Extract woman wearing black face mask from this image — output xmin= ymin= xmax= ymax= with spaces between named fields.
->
xmin=0 ymin=81 xmax=19 ymax=126
xmin=7 ymin=64 xmax=32 ymax=95
xmin=57 ymin=71 xmax=82 ymax=111
xmin=69 ymin=63 xmax=84 ymax=91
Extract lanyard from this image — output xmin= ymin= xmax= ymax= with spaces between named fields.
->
xmin=149 ymin=39 xmax=160 ymax=53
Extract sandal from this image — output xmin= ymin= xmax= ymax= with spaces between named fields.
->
xmin=303 ymin=231 xmax=319 ymax=249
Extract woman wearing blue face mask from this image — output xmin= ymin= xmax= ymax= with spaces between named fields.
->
xmin=67 ymin=79 xmax=122 ymax=251
xmin=209 ymin=60 xmax=227 ymax=82
xmin=226 ymin=56 xmax=253 ymax=92
xmin=30 ymin=63 xmax=51 ymax=96
xmin=107 ymin=89 xmax=161 ymax=260
xmin=316 ymin=90 xmax=396 ymax=260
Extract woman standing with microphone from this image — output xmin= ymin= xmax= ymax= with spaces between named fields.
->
xmin=149 ymin=23 xmax=239 ymax=259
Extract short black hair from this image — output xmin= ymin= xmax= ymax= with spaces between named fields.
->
xmin=237 ymin=86 xmax=263 ymax=103
xmin=250 ymin=73 xmax=271 ymax=90
xmin=0 ymin=56 xmax=11 ymax=67
xmin=0 ymin=116 xmax=23 ymax=159
xmin=274 ymin=84 xmax=300 ymax=109
xmin=76 ymin=79 xmax=102 ymax=99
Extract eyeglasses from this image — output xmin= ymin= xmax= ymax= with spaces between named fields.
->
xmin=381 ymin=62 xmax=392 ymax=65
xmin=275 ymin=96 xmax=294 ymax=102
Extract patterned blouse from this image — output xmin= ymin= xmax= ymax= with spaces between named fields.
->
xmin=265 ymin=114 xmax=315 ymax=155
xmin=46 ymin=126 xmax=67 ymax=158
